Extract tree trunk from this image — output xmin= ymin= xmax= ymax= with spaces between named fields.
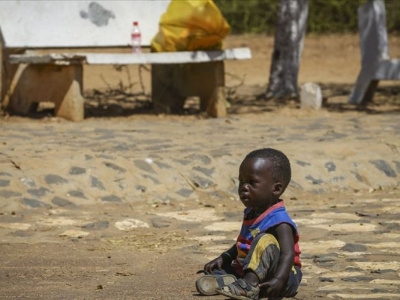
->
xmin=266 ymin=0 xmax=309 ymax=100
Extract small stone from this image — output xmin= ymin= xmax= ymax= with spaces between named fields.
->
xmin=300 ymin=82 xmax=322 ymax=110
xmin=151 ymin=218 xmax=171 ymax=228
xmin=22 ymin=198 xmax=51 ymax=208
xmin=186 ymin=154 xmax=212 ymax=165
xmin=154 ymin=161 xmax=171 ymax=169
xmin=81 ymin=221 xmax=109 ymax=230
xmin=341 ymin=243 xmax=367 ymax=252
xmin=325 ymin=162 xmax=336 ymax=172
xmin=103 ymin=162 xmax=126 ymax=173
xmin=115 ymin=219 xmax=149 ymax=230
xmin=351 ymin=171 xmax=364 ymax=182
xmin=134 ymin=160 xmax=156 ymax=174
xmin=19 ymin=178 xmax=36 ymax=187
xmin=313 ymin=256 xmax=337 ymax=263
xmin=91 ymin=176 xmax=105 ymax=190
xmin=101 ymin=195 xmax=121 ymax=202
xmin=193 ymin=166 xmax=215 ymax=177
xmin=27 ymin=187 xmax=50 ymax=198
xmin=190 ymin=175 xmax=214 ymax=189
xmin=51 ymin=197 xmax=76 ymax=207
xmin=135 ymin=185 xmax=147 ymax=192
xmin=60 ymin=230 xmax=89 ymax=238
xmin=319 ymin=277 xmax=334 ymax=282
xmin=0 ymin=190 xmax=22 ymax=198
xmin=67 ymin=190 xmax=87 ymax=199
xmin=113 ymin=144 xmax=130 ymax=151
xmin=305 ymin=175 xmax=323 ymax=185
xmin=9 ymin=230 xmax=32 ymax=237
xmin=45 ymin=174 xmax=68 ymax=185
xmin=369 ymin=160 xmax=396 ymax=178
xmin=143 ymin=174 xmax=161 ymax=185
xmin=69 ymin=167 xmax=86 ymax=175
xmin=341 ymin=276 xmax=373 ymax=282
xmin=0 ymin=179 xmax=10 ymax=187
xmin=296 ymin=160 xmax=311 ymax=167
xmin=176 ymin=188 xmax=193 ymax=197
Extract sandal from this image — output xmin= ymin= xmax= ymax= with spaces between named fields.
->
xmin=216 ymin=278 xmax=260 ymax=300
xmin=195 ymin=270 xmax=237 ymax=296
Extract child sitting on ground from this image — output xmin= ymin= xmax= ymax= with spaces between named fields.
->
xmin=195 ymin=148 xmax=302 ymax=299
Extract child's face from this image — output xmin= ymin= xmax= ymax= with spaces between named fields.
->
xmin=238 ymin=157 xmax=281 ymax=212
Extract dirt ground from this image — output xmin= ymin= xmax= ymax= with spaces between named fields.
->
xmin=1 ymin=34 xmax=400 ymax=300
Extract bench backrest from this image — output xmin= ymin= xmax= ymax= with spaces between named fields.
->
xmin=358 ymin=0 xmax=390 ymax=64
xmin=0 ymin=0 xmax=169 ymax=48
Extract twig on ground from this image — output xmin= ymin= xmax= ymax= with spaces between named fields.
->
xmin=100 ymin=75 xmax=113 ymax=92
xmin=138 ymin=64 xmax=151 ymax=95
xmin=225 ymin=73 xmax=246 ymax=101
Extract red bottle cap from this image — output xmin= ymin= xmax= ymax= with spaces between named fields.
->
xmin=133 ymin=21 xmax=138 ymax=26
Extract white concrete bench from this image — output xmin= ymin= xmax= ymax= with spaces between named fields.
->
xmin=0 ymin=1 xmax=251 ymax=121
xmin=349 ymin=0 xmax=400 ymax=104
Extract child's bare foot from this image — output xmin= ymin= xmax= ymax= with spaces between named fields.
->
xmin=216 ymin=278 xmax=260 ymax=300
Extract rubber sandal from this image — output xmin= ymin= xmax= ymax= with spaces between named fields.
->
xmin=216 ymin=278 xmax=260 ymax=300
xmin=195 ymin=270 xmax=237 ymax=296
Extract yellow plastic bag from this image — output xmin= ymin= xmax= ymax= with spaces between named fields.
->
xmin=151 ymin=0 xmax=230 ymax=52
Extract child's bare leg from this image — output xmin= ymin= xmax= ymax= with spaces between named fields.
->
xmin=216 ymin=233 xmax=280 ymax=299
xmin=242 ymin=233 xmax=280 ymax=284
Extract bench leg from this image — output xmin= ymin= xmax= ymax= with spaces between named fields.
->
xmin=7 ymin=64 xmax=84 ymax=121
xmin=193 ymin=62 xmax=226 ymax=118
xmin=1 ymin=48 xmax=25 ymax=110
xmin=151 ymin=61 xmax=227 ymax=117
xmin=151 ymin=64 xmax=186 ymax=114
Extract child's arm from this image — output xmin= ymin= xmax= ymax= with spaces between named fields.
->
xmin=204 ymin=243 xmax=237 ymax=273
xmin=258 ymin=223 xmax=295 ymax=296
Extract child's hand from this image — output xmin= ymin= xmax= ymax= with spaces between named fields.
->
xmin=203 ymin=255 xmax=224 ymax=273
xmin=258 ymin=277 xmax=285 ymax=297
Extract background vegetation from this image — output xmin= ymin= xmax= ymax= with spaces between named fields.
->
xmin=214 ymin=0 xmax=400 ymax=34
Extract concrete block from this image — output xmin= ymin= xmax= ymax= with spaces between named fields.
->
xmin=7 ymin=64 xmax=84 ymax=121
xmin=300 ymin=82 xmax=322 ymax=110
xmin=152 ymin=61 xmax=227 ymax=117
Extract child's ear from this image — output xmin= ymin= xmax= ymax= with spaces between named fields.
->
xmin=272 ymin=182 xmax=283 ymax=195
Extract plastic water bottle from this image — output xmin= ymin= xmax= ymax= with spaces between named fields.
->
xmin=131 ymin=21 xmax=142 ymax=53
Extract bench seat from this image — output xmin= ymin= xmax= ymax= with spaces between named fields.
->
xmin=9 ymin=48 xmax=251 ymax=65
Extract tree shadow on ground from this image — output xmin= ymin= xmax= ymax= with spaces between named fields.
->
xmin=8 ymin=82 xmax=398 ymax=119
xmin=82 ymin=82 xmax=400 ymax=117
xmin=318 ymin=83 xmax=400 ymax=114
xmin=227 ymin=82 xmax=400 ymax=115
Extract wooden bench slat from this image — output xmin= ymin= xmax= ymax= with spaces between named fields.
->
xmin=9 ymin=54 xmax=86 ymax=65
xmin=9 ymin=48 xmax=252 ymax=65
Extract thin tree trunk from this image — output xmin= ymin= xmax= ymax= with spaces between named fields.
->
xmin=266 ymin=0 xmax=309 ymax=100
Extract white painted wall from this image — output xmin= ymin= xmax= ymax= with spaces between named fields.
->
xmin=0 ymin=0 xmax=169 ymax=48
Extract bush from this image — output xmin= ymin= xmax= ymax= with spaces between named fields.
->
xmin=214 ymin=0 xmax=400 ymax=34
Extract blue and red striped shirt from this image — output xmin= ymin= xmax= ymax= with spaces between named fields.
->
xmin=235 ymin=201 xmax=301 ymax=269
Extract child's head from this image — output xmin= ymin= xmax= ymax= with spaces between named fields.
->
xmin=238 ymin=148 xmax=291 ymax=211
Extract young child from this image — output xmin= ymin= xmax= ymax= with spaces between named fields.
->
xmin=195 ymin=148 xmax=302 ymax=299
